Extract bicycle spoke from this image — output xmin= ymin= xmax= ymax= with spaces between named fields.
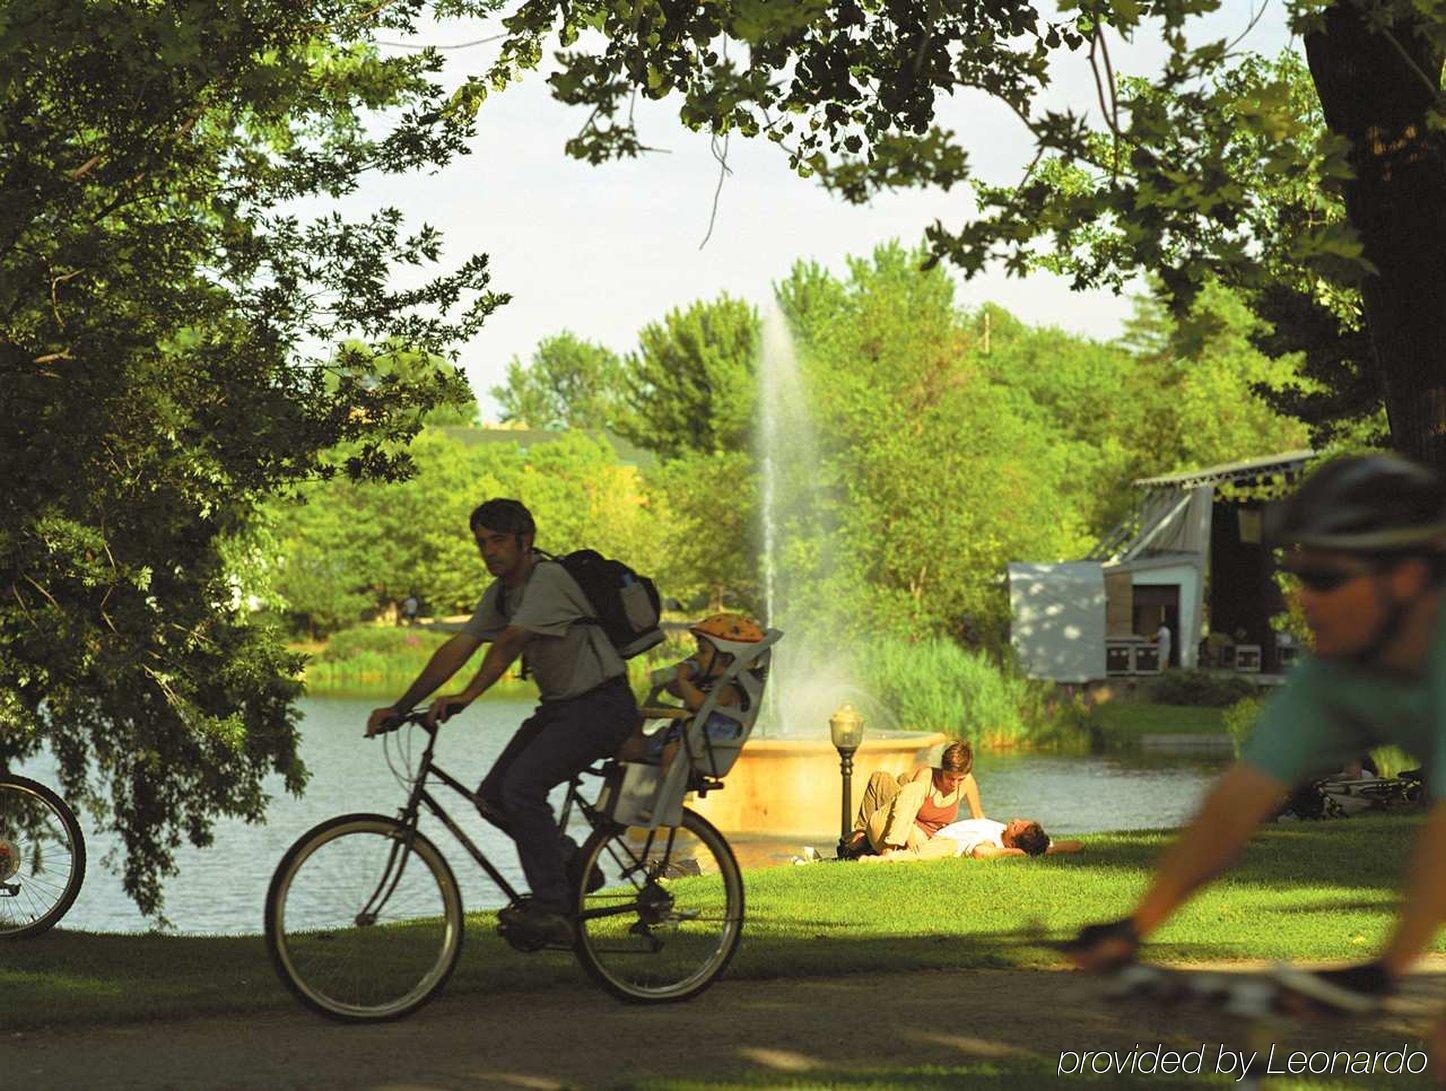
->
xmin=0 ymin=778 xmax=85 ymax=938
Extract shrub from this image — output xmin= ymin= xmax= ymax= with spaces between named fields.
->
xmin=860 ymin=637 xmax=1087 ymax=748
xmin=314 ymin=626 xmax=450 ymax=662
xmin=1145 ymin=669 xmax=1257 ymax=708
xmin=1222 ymin=696 xmax=1264 ymax=756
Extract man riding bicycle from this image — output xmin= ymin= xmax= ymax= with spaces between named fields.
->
xmin=1069 ymin=454 xmax=1446 ymax=1063
xmin=366 ymin=498 xmax=639 ymax=947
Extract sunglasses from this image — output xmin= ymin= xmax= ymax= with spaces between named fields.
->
xmin=1282 ymin=564 xmax=1378 ymax=593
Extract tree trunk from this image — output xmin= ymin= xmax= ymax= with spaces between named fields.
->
xmin=1304 ymin=5 xmax=1446 ymax=464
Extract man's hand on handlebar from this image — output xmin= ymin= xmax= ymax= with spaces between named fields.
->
xmin=365 ymin=706 xmax=405 ymax=738
xmin=424 ymin=694 xmax=471 ymax=728
xmin=1063 ymin=917 xmax=1142 ymax=972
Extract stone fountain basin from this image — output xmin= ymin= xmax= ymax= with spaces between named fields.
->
xmin=688 ymin=730 xmax=950 ymax=839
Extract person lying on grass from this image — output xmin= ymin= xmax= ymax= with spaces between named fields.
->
xmin=839 ymin=741 xmax=985 ymax=861
xmin=856 ymin=817 xmax=1084 ymax=861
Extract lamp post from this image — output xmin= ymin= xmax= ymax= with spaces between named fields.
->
xmin=829 ymin=703 xmax=865 ymax=859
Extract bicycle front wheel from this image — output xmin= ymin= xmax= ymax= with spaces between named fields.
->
xmin=265 ymin=813 xmax=463 ymax=1022
xmin=574 ymin=807 xmax=743 ymax=1003
xmin=0 ymin=775 xmax=86 ymax=938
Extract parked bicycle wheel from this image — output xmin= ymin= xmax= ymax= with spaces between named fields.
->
xmin=265 ymin=813 xmax=463 ymax=1022
xmin=574 ymin=807 xmax=743 ymax=1003
xmin=0 ymin=774 xmax=85 ymax=938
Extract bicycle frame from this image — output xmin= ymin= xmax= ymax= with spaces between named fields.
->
xmin=363 ymin=718 xmax=686 ymax=928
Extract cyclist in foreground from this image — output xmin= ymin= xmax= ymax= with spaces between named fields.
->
xmin=1068 ymin=454 xmax=1446 ymax=1070
xmin=365 ymin=498 xmax=639 ymax=949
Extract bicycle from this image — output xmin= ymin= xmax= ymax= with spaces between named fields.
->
xmin=0 ymin=773 xmax=87 ymax=938
xmin=263 ymin=711 xmax=745 ymax=1022
xmin=1088 ymin=958 xmax=1419 ymax=1089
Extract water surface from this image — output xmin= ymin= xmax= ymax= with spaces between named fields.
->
xmin=17 ymin=699 xmax=1228 ymax=934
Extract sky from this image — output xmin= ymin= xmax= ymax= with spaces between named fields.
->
xmin=323 ymin=4 xmax=1297 ymax=417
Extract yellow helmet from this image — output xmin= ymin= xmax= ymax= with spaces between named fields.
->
xmin=689 ymin=613 xmax=765 ymax=645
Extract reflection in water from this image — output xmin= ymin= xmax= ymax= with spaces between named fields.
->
xmin=16 ymin=697 xmax=1229 ymax=934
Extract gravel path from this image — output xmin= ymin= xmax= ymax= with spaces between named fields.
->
xmin=11 ymin=963 xmax=1445 ymax=1090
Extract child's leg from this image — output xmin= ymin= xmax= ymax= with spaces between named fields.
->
xmin=614 ymin=729 xmax=649 ymax=762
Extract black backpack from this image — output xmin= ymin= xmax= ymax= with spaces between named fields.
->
xmin=543 ymin=549 xmax=664 ymax=659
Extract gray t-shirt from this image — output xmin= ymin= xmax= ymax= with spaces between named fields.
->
xmin=461 ymin=560 xmax=625 ymax=701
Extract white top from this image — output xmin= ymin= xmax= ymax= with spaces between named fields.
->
xmin=933 ymin=818 xmax=1007 ymax=856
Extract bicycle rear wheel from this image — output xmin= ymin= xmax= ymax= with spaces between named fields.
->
xmin=574 ymin=807 xmax=743 ymax=1003
xmin=265 ymin=813 xmax=463 ymax=1022
xmin=0 ymin=775 xmax=86 ymax=938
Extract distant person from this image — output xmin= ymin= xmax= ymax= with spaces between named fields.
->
xmin=366 ymin=498 xmax=638 ymax=948
xmin=839 ymin=742 xmax=984 ymax=861
xmin=616 ymin=613 xmax=763 ymax=769
xmin=1156 ymin=622 xmax=1172 ymax=670
xmin=401 ymin=592 xmax=420 ymax=626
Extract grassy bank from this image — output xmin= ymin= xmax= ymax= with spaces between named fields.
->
xmin=297 ymin=625 xmax=542 ymax=697
xmin=3 ymin=815 xmax=1437 ymax=1031
xmin=1089 ymin=701 xmax=1228 ymax=746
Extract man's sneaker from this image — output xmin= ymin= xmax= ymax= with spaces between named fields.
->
xmin=500 ymin=901 xmax=575 ymax=951
xmin=1271 ymin=961 xmax=1394 ymax=1014
xmin=496 ymin=895 xmax=534 ymax=929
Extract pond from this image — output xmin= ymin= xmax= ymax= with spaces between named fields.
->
xmin=15 ymin=696 xmax=1230 ymax=935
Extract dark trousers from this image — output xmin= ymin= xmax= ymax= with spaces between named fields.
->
xmin=477 ymin=676 xmax=638 ymax=913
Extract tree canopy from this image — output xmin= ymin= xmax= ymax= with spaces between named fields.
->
xmin=460 ymin=0 xmax=1443 ymax=460
xmin=491 ymin=331 xmax=626 ymax=429
xmin=480 ymin=243 xmax=1307 ymax=646
xmin=1 ymin=1 xmax=498 ymax=915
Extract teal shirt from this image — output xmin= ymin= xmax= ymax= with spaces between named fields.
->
xmin=1243 ymin=614 xmax=1446 ymax=794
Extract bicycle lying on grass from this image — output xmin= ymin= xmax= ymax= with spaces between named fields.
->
xmin=266 ymin=632 xmax=784 ymax=1025
xmin=0 ymin=773 xmax=86 ymax=938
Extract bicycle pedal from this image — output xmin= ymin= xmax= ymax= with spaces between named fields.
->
xmin=497 ymin=921 xmax=550 ymax=954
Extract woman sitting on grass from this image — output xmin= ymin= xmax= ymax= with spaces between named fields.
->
xmin=840 ymin=741 xmax=984 ymax=861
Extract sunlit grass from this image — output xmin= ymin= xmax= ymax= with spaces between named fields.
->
xmin=0 ymin=815 xmax=1435 ymax=1030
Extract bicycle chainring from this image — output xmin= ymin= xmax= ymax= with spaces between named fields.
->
xmin=635 ymin=881 xmax=675 ymax=927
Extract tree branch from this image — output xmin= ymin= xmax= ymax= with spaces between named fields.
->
xmin=699 ymin=130 xmax=731 ymax=249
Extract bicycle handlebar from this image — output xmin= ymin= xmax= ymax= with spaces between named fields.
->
xmin=371 ymin=709 xmax=436 ymax=737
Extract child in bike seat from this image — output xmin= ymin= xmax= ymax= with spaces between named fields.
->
xmin=616 ymin=613 xmax=764 ymax=768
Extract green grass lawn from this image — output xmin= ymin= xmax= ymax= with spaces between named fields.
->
xmin=1089 ymin=701 xmax=1228 ymax=744
xmin=1 ymin=814 xmax=1436 ymax=1033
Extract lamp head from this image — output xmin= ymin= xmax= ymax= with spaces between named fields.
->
xmin=829 ymin=703 xmax=865 ymax=752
